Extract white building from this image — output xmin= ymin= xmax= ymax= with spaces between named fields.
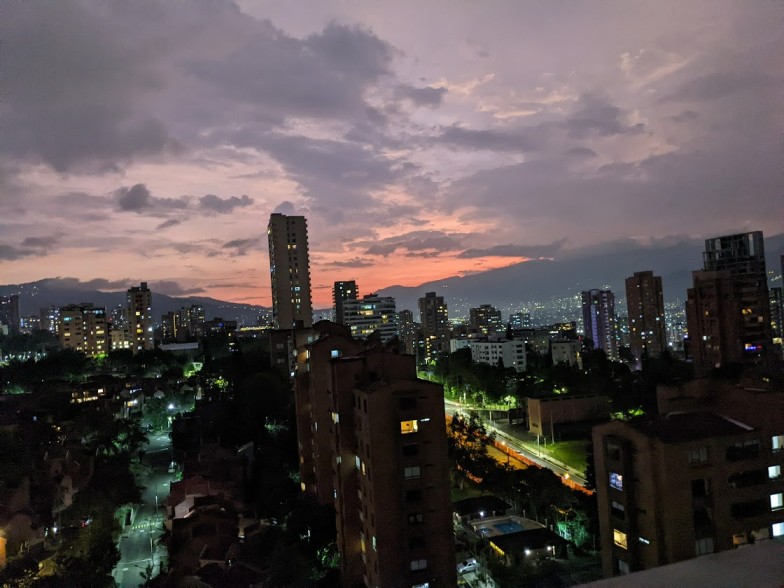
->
xmin=343 ymin=294 xmax=398 ymax=342
xmin=450 ymin=337 xmax=526 ymax=372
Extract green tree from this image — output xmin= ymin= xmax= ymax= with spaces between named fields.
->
xmin=447 ymin=412 xmax=496 ymax=488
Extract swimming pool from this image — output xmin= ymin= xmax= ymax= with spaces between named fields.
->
xmin=494 ymin=521 xmax=524 ymax=534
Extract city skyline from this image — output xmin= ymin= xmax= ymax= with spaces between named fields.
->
xmin=2 ymin=2 xmax=782 ymax=308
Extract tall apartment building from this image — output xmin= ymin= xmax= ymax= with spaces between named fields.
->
xmin=162 ymin=304 xmax=206 ymax=342
xmin=469 ymin=304 xmax=504 ymax=336
xmin=593 ymin=382 xmax=784 ymax=578
xmin=57 ymin=304 xmax=109 ymax=356
xmin=582 ymin=289 xmax=618 ymax=360
xmin=686 ymin=232 xmax=772 ymax=375
xmin=770 ymin=287 xmax=783 ymax=352
xmin=334 ymin=280 xmax=359 ymax=325
xmin=625 ymin=271 xmax=666 ymax=361
xmin=343 ymin=294 xmax=398 ymax=343
xmin=397 ymin=309 xmax=420 ymax=357
xmin=449 ymin=337 xmax=527 ymax=372
xmin=295 ymin=324 xmax=456 ymax=587
xmin=418 ymin=292 xmax=449 ymax=363
xmin=267 ymin=213 xmax=313 ymax=329
xmin=127 ymin=282 xmax=154 ymax=354
xmin=0 ymin=295 xmax=20 ymax=335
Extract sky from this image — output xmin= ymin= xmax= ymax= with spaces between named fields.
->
xmin=1 ymin=0 xmax=782 ymax=307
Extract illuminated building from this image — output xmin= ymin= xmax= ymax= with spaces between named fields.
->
xmin=625 ymin=271 xmax=666 ymax=361
xmin=686 ymin=232 xmax=772 ymax=374
xmin=343 ymin=294 xmax=398 ymax=342
xmin=57 ymin=304 xmax=109 ymax=356
xmin=127 ymin=282 xmax=154 ymax=354
xmin=418 ymin=292 xmax=449 ymax=363
xmin=509 ymin=311 xmax=531 ymax=330
xmin=582 ymin=289 xmax=619 ymax=360
xmin=267 ymin=213 xmax=312 ymax=329
xmin=469 ymin=304 xmax=504 ymax=336
xmin=295 ymin=323 xmax=456 ymax=587
xmin=0 ymin=295 xmax=20 ymax=335
xmin=333 ymin=280 xmax=358 ymax=325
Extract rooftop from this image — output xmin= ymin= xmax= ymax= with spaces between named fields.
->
xmin=630 ymin=411 xmax=752 ymax=443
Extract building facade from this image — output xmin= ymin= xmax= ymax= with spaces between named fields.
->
xmin=450 ymin=337 xmax=527 ymax=372
xmin=127 ymin=282 xmax=154 ymax=354
xmin=295 ymin=325 xmax=456 ymax=587
xmin=334 ymin=280 xmax=359 ymax=326
xmin=57 ymin=304 xmax=109 ymax=356
xmin=582 ymin=289 xmax=618 ymax=360
xmin=0 ymin=295 xmax=20 ymax=335
xmin=469 ymin=304 xmax=504 ymax=336
xmin=625 ymin=271 xmax=666 ymax=361
xmin=343 ymin=294 xmax=398 ymax=343
xmin=267 ymin=213 xmax=313 ymax=329
xmin=593 ymin=386 xmax=784 ymax=578
xmin=418 ymin=292 xmax=449 ymax=363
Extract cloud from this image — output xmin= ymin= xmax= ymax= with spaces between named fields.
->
xmin=273 ymin=201 xmax=299 ymax=215
xmin=156 ymin=219 xmax=181 ymax=230
xmin=662 ymin=72 xmax=775 ymax=103
xmin=149 ymin=280 xmax=205 ymax=296
xmin=0 ymin=244 xmax=36 ymax=261
xmin=565 ymin=147 xmax=598 ymax=159
xmin=223 ymin=237 xmax=263 ymax=256
xmin=325 ymin=257 xmax=374 ymax=268
xmin=458 ymin=239 xmax=568 ymax=259
xmin=434 ymin=124 xmax=538 ymax=152
xmin=199 ymin=194 xmax=254 ymax=214
xmin=21 ymin=235 xmax=59 ymax=250
xmin=0 ymin=235 xmax=61 ymax=260
xmin=563 ymin=93 xmax=645 ymax=139
xmin=48 ymin=277 xmax=134 ymax=291
xmin=358 ymin=230 xmax=465 ymax=257
xmin=115 ymin=183 xmax=189 ymax=212
xmin=395 ymin=84 xmax=447 ymax=106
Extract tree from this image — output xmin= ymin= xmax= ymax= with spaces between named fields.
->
xmin=447 ymin=412 xmax=496 ymax=487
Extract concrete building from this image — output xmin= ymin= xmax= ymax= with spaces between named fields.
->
xmin=469 ymin=304 xmax=504 ymax=336
xmin=295 ymin=324 xmax=456 ymax=587
xmin=509 ymin=312 xmax=531 ymax=331
xmin=625 ymin=271 xmax=666 ymax=361
xmin=57 ymin=304 xmax=109 ymax=356
xmin=0 ymin=295 xmax=20 ymax=335
xmin=769 ymin=287 xmax=782 ymax=354
xmin=450 ymin=337 xmax=527 ymax=372
xmin=418 ymin=292 xmax=449 ymax=363
xmin=267 ymin=213 xmax=313 ymax=329
xmin=582 ymin=289 xmax=619 ymax=360
xmin=551 ymin=339 xmax=582 ymax=368
xmin=687 ymin=232 xmax=772 ymax=375
xmin=593 ymin=382 xmax=784 ymax=578
xmin=397 ymin=309 xmax=420 ymax=357
xmin=334 ymin=280 xmax=359 ymax=326
xmin=343 ymin=294 xmax=398 ymax=343
xmin=127 ymin=282 xmax=154 ymax=354
xmin=527 ymin=394 xmax=609 ymax=438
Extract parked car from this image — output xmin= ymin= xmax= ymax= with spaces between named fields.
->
xmin=456 ymin=558 xmax=479 ymax=574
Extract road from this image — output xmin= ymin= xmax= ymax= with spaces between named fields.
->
xmin=113 ymin=431 xmax=175 ymax=588
xmin=444 ymin=400 xmax=589 ymax=488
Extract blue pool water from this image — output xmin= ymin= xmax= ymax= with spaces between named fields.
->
xmin=494 ymin=521 xmax=524 ymax=534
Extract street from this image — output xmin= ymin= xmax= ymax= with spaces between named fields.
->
xmin=112 ymin=432 xmax=175 ymax=588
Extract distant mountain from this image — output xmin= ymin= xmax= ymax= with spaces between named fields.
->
xmin=379 ymin=233 xmax=784 ymax=318
xmin=0 ymin=278 xmax=269 ymax=326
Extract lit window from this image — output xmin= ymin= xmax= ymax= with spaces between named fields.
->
xmin=404 ymin=466 xmax=421 ymax=479
xmin=770 ymin=465 xmax=782 ymax=479
xmin=773 ymin=435 xmax=784 ymax=452
xmin=773 ymin=522 xmax=784 ymax=537
xmin=688 ymin=446 xmax=708 ymax=465
xmin=771 ymin=493 xmax=783 ymax=510
xmin=610 ymin=472 xmax=623 ymax=491
xmin=401 ymin=420 xmax=419 ymax=434
xmin=613 ymin=529 xmax=628 ymax=549
xmin=410 ymin=559 xmax=427 ymax=571
xmin=695 ymin=537 xmax=714 ymax=555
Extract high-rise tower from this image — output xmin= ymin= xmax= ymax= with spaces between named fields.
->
xmin=333 ymin=280 xmax=358 ymax=325
xmin=582 ymin=289 xmax=618 ymax=360
xmin=267 ymin=213 xmax=313 ymax=329
xmin=686 ymin=231 xmax=771 ymax=374
xmin=625 ymin=271 xmax=666 ymax=361
xmin=418 ymin=292 xmax=449 ymax=363
xmin=127 ymin=282 xmax=153 ymax=354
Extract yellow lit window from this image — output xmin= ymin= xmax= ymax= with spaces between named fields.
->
xmin=613 ymin=529 xmax=628 ymax=549
xmin=400 ymin=420 xmax=419 ymax=434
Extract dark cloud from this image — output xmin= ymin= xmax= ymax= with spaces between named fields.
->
xmin=223 ymin=237 xmax=263 ymax=256
xmin=662 ymin=72 xmax=775 ymax=103
xmin=671 ymin=110 xmax=698 ymax=123
xmin=564 ymin=147 xmax=598 ymax=159
xmin=21 ymin=236 xmax=59 ymax=249
xmin=396 ymin=85 xmax=447 ymax=106
xmin=325 ymin=257 xmax=374 ymax=268
xmin=0 ymin=235 xmax=61 ymax=260
xmin=564 ymin=93 xmax=645 ymax=139
xmin=51 ymin=277 xmax=133 ymax=291
xmin=115 ymin=184 xmax=189 ymax=212
xmin=199 ymin=194 xmax=254 ymax=214
xmin=150 ymin=280 xmax=205 ymax=296
xmin=458 ymin=240 xmax=568 ymax=259
xmin=359 ymin=230 xmax=464 ymax=256
xmin=156 ymin=219 xmax=181 ymax=230
xmin=435 ymin=125 xmax=538 ymax=152
xmin=0 ymin=244 xmax=36 ymax=261
xmin=273 ymin=201 xmax=299 ymax=215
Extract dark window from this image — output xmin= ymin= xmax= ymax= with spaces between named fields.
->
xmin=400 ymin=397 xmax=417 ymax=410
xmin=406 ymin=490 xmax=423 ymax=503
xmin=403 ymin=444 xmax=420 ymax=457
xmin=409 ymin=537 xmax=425 ymax=550
xmin=407 ymin=513 xmax=424 ymax=524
